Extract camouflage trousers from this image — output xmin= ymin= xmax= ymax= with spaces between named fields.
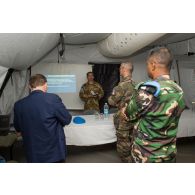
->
xmin=131 ymin=156 xmax=176 ymax=163
xmin=116 ymin=130 xmax=132 ymax=163
xmin=131 ymin=144 xmax=177 ymax=163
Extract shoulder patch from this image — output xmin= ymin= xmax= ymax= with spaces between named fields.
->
xmin=139 ymin=81 xmax=161 ymax=97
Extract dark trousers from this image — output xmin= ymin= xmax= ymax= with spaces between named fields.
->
xmin=54 ymin=159 xmax=66 ymax=163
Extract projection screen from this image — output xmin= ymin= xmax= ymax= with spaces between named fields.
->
xmin=32 ymin=63 xmax=92 ymax=109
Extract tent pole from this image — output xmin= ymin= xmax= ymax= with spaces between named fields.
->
xmin=0 ymin=68 xmax=14 ymax=98
xmin=176 ymin=60 xmax=181 ymax=86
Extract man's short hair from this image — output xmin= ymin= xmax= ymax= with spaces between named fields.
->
xmin=29 ymin=74 xmax=47 ymax=89
xmin=147 ymin=46 xmax=173 ymax=70
xmin=121 ymin=62 xmax=134 ymax=73
xmin=86 ymin=72 xmax=94 ymax=77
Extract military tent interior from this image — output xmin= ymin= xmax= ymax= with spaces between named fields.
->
xmin=1 ymin=33 xmax=195 ymax=163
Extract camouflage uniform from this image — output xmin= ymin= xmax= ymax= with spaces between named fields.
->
xmin=108 ymin=76 xmax=136 ymax=162
xmin=126 ymin=75 xmax=185 ymax=163
xmin=79 ymin=81 xmax=104 ymax=112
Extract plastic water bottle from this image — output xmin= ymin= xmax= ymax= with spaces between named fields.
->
xmin=0 ymin=155 xmax=6 ymax=163
xmin=104 ymin=103 xmax=109 ymax=119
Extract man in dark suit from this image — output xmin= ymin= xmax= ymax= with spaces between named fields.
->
xmin=14 ymin=74 xmax=72 ymax=163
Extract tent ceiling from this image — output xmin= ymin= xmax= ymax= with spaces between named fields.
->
xmin=0 ymin=33 xmax=195 ymax=70
xmin=151 ymin=33 xmax=195 ymax=45
xmin=124 ymin=33 xmax=195 ymax=57
xmin=63 ymin=33 xmax=110 ymax=44
xmin=0 ymin=33 xmax=59 ymax=70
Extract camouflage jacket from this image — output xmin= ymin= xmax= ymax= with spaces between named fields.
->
xmin=108 ymin=76 xmax=136 ymax=131
xmin=79 ymin=81 xmax=104 ymax=111
xmin=126 ymin=75 xmax=185 ymax=163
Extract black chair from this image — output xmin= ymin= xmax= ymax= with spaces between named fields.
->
xmin=0 ymin=115 xmax=10 ymax=136
xmin=0 ymin=115 xmax=17 ymax=160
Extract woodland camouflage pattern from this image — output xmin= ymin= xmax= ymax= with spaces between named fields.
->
xmin=126 ymin=76 xmax=185 ymax=163
xmin=108 ymin=76 xmax=136 ymax=162
xmin=79 ymin=81 xmax=104 ymax=111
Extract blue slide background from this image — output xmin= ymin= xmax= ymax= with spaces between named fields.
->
xmin=46 ymin=75 xmax=76 ymax=93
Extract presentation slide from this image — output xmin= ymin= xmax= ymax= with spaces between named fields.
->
xmin=46 ymin=75 xmax=76 ymax=93
xmin=32 ymin=63 xmax=92 ymax=109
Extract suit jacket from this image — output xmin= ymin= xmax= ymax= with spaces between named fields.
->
xmin=14 ymin=90 xmax=72 ymax=163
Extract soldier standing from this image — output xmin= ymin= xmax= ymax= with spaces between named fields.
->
xmin=123 ymin=47 xmax=185 ymax=163
xmin=108 ymin=62 xmax=136 ymax=163
xmin=79 ymin=72 xmax=104 ymax=112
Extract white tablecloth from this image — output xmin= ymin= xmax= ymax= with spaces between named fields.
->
xmin=64 ymin=114 xmax=116 ymax=146
xmin=64 ymin=110 xmax=195 ymax=146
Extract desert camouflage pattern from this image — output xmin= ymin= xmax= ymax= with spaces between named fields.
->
xmin=116 ymin=131 xmax=132 ymax=162
xmin=126 ymin=75 xmax=185 ymax=163
xmin=108 ymin=76 xmax=136 ymax=162
xmin=79 ymin=81 xmax=104 ymax=111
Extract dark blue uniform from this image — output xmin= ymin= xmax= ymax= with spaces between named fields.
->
xmin=14 ymin=90 xmax=72 ymax=163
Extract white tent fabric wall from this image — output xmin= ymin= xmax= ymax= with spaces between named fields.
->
xmin=175 ymin=60 xmax=195 ymax=110
xmin=167 ymin=37 xmax=195 ymax=110
xmin=0 ymin=70 xmax=30 ymax=115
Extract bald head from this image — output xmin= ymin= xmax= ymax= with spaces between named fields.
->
xmin=120 ymin=62 xmax=134 ymax=78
